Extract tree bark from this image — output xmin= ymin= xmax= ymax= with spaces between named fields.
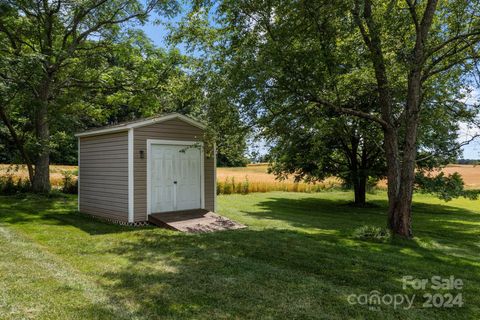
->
xmin=388 ymin=71 xmax=422 ymax=238
xmin=31 ymin=91 xmax=51 ymax=193
xmin=352 ymin=0 xmax=439 ymax=238
xmin=353 ymin=176 xmax=367 ymax=206
xmin=386 ymin=0 xmax=437 ymax=238
xmin=0 ymin=105 xmax=34 ymax=183
xmin=384 ymin=126 xmax=401 ymax=231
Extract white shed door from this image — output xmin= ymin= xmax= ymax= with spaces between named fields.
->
xmin=151 ymin=144 xmax=202 ymax=213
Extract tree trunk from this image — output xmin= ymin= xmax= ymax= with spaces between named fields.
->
xmin=31 ymin=98 xmax=51 ymax=193
xmin=390 ymin=69 xmax=422 ymax=237
xmin=384 ymin=126 xmax=401 ymax=226
xmin=353 ymin=176 xmax=367 ymax=206
xmin=353 ymin=0 xmax=438 ymax=239
xmin=0 ymin=105 xmax=34 ymax=183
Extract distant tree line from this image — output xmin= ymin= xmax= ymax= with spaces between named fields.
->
xmin=456 ymin=159 xmax=479 ymax=165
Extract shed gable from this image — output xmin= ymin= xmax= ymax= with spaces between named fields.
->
xmin=133 ymin=118 xmax=215 ymax=221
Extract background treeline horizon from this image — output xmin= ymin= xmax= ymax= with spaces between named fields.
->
xmin=1 ymin=150 xmax=479 ymax=167
xmin=455 ymin=159 xmax=480 ymax=165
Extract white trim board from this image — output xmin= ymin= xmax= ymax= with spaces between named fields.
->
xmin=146 ymin=139 xmax=205 ymax=218
xmin=75 ymin=113 xmax=206 ymax=137
xmin=128 ymin=128 xmax=134 ymax=223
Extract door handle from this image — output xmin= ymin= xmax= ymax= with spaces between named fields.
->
xmin=173 ymin=181 xmax=177 ymax=184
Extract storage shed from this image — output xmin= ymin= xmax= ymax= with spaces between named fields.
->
xmin=75 ymin=113 xmax=216 ymax=225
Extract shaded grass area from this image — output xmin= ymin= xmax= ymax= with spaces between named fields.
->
xmin=0 ymin=192 xmax=479 ymax=319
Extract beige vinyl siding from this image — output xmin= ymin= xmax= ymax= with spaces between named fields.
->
xmin=133 ymin=119 xmax=215 ymax=221
xmin=79 ymin=132 xmax=129 ymax=221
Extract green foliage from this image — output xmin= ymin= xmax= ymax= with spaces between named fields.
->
xmin=415 ymin=171 xmax=479 ymax=201
xmin=0 ymin=0 xmax=249 ymax=170
xmin=0 ymin=176 xmax=30 ymax=195
xmin=174 ymin=0 xmax=479 ymax=208
xmin=353 ymin=225 xmax=392 ymax=243
xmin=61 ymin=171 xmax=78 ymax=195
xmin=267 ymin=114 xmax=386 ymax=196
xmin=457 ymin=159 xmax=479 ymax=165
xmin=217 ymin=180 xmax=231 ymax=195
xmin=241 ymin=177 xmax=250 ymax=195
xmin=50 ymin=132 xmax=78 ymax=165
xmin=217 ymin=153 xmax=249 ymax=167
xmin=216 ymin=177 xmax=250 ymax=195
xmin=0 ymin=0 xmax=182 ymax=170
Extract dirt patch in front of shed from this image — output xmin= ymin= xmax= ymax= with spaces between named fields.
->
xmin=148 ymin=209 xmax=246 ymax=233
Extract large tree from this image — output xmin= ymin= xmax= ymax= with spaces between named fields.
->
xmin=178 ymin=0 xmax=480 ymax=237
xmin=264 ymin=89 xmax=386 ymax=206
xmin=350 ymin=0 xmax=480 ymax=237
xmin=0 ymin=0 xmax=179 ymax=192
xmin=268 ymin=114 xmax=385 ymax=206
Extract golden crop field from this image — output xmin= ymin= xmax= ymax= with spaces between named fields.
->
xmin=0 ymin=164 xmax=77 ymax=188
xmin=1 ymin=163 xmax=479 ymax=192
xmin=217 ymin=164 xmax=341 ymax=193
xmin=442 ymin=164 xmax=480 ymax=189
xmin=218 ymin=164 xmax=480 ymax=192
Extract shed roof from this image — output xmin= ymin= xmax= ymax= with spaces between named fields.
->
xmin=75 ymin=113 xmax=206 ymax=138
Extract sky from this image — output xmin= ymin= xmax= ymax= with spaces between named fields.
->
xmin=140 ymin=19 xmax=480 ymax=160
xmin=460 ymin=125 xmax=480 ymax=159
xmin=458 ymin=88 xmax=480 ymax=159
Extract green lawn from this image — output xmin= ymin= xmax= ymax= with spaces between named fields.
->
xmin=0 ymin=191 xmax=479 ymax=319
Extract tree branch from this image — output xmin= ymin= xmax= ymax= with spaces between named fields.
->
xmin=310 ymin=97 xmax=389 ymax=128
xmin=405 ymin=0 xmax=420 ymax=33
xmin=428 ymin=30 xmax=480 ymax=56
xmin=418 ymin=0 xmax=438 ymax=44
xmin=416 ymin=133 xmax=480 ymax=163
xmin=423 ymin=54 xmax=480 ymax=81
xmin=0 ymin=103 xmax=34 ymax=182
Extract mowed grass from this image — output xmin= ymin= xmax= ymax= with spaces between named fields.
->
xmin=0 ymin=192 xmax=479 ymax=319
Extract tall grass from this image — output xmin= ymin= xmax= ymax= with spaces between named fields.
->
xmin=217 ymin=165 xmax=343 ymax=194
xmin=0 ymin=175 xmax=31 ymax=194
xmin=0 ymin=164 xmax=77 ymax=188
xmin=217 ymin=176 xmax=340 ymax=195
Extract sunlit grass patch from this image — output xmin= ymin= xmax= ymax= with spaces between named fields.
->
xmin=0 ymin=190 xmax=479 ymax=319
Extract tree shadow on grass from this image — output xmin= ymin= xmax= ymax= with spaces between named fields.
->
xmin=240 ymin=196 xmax=480 ymax=270
xmin=239 ymin=196 xmax=388 ymax=234
xmin=0 ymin=194 xmax=141 ymax=235
xmin=239 ymin=196 xmax=479 ymax=242
xmin=0 ymin=194 xmax=62 ymax=224
xmin=100 ymin=225 xmax=479 ymax=319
